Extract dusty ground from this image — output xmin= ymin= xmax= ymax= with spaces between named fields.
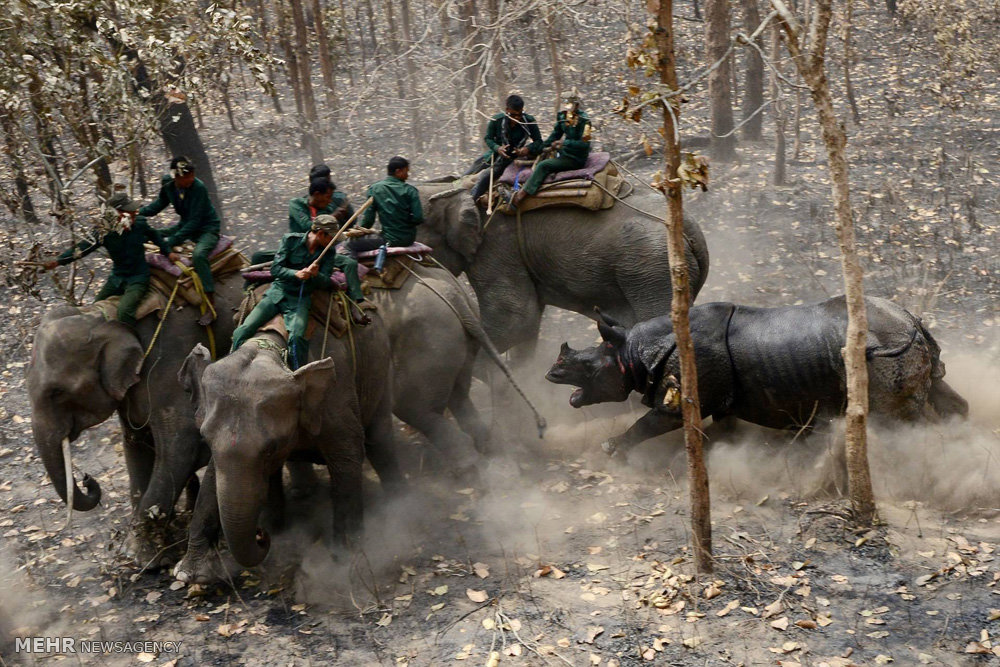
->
xmin=2 ymin=2 xmax=1000 ymax=666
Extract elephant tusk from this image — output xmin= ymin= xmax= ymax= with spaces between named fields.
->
xmin=62 ymin=437 xmax=73 ymax=530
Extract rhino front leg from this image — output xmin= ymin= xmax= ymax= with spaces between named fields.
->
xmin=602 ymin=409 xmax=683 ymax=458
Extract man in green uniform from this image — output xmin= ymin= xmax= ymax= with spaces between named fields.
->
xmin=511 ymin=90 xmax=592 ymax=208
xmin=347 ymin=156 xmax=424 ymax=255
xmin=231 ymin=215 xmax=369 ymax=370
xmin=469 ymin=95 xmax=543 ymax=202
xmin=139 ymin=156 xmax=222 ymax=325
xmin=44 ymin=192 xmax=178 ymax=328
xmin=289 ymin=177 xmax=353 ymax=233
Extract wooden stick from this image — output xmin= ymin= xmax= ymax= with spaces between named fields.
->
xmin=486 ymin=153 xmax=495 ymax=215
xmin=310 ymin=196 xmax=374 ymax=268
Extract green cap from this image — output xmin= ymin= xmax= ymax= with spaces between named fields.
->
xmin=311 ymin=214 xmax=339 ymax=234
xmin=108 ymin=191 xmax=141 ymax=212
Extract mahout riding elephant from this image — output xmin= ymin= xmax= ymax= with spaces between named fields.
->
xmin=173 ymin=311 xmax=401 ymax=582
xmin=369 ymin=261 xmax=545 ymax=471
xmin=414 ymin=183 xmax=710 ymax=356
xmin=546 ymin=296 xmax=969 ymax=459
xmin=27 ymin=273 xmax=242 ymax=567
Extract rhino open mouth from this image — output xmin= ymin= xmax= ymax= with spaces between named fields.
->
xmin=569 ymin=387 xmax=586 ymax=408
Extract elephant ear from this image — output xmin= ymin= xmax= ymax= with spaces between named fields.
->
xmin=98 ymin=329 xmax=144 ymax=402
xmin=445 ymin=198 xmax=484 ymax=263
xmin=179 ymin=344 xmax=213 ymax=419
xmin=294 ymin=358 xmax=337 ymax=436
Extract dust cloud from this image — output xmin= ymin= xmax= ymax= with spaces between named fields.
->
xmin=0 ymin=548 xmax=57 ymax=653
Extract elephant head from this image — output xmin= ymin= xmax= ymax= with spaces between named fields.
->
xmin=28 ymin=311 xmax=144 ymax=513
xmin=180 ymin=343 xmax=335 ymax=567
xmin=416 ymin=184 xmax=484 ymax=275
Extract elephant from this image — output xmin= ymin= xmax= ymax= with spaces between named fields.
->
xmin=545 ymin=296 xmax=969 ymax=460
xmin=367 ymin=261 xmax=545 ymax=471
xmin=26 ymin=272 xmax=243 ymax=567
xmin=174 ymin=310 xmax=402 ymax=580
xmin=413 ymin=183 xmax=711 ymax=356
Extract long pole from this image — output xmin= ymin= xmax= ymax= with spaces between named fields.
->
xmin=486 ymin=153 xmax=496 ymax=214
xmin=309 ymin=197 xmax=374 ymax=268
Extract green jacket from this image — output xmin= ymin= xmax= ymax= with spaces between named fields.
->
xmin=266 ymin=232 xmax=338 ymax=304
xmin=139 ymin=176 xmax=221 ymax=246
xmin=57 ymin=218 xmax=171 ymax=284
xmin=544 ymin=109 xmax=592 ymax=163
xmin=361 ymin=176 xmax=423 ymax=247
xmin=481 ymin=112 xmax=543 ymax=160
xmin=288 ymin=193 xmax=354 ymax=234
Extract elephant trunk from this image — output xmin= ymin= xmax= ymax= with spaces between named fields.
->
xmin=217 ymin=472 xmax=271 ymax=567
xmin=33 ymin=419 xmax=101 ymax=515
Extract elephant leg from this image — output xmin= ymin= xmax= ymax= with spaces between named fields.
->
xmin=286 ymin=460 xmax=320 ymax=500
xmin=260 ymin=470 xmax=286 ymax=533
xmin=321 ymin=429 xmax=365 ymax=548
xmin=363 ymin=393 xmax=405 ymax=497
xmin=603 ymin=410 xmax=684 ymax=459
xmin=174 ymin=463 xmax=229 ymax=585
xmin=398 ymin=403 xmax=483 ymax=474
xmin=120 ymin=417 xmax=154 ymax=510
xmin=183 ymin=474 xmax=200 ymax=512
xmin=472 ymin=273 xmax=543 ymax=356
xmin=448 ymin=369 xmax=491 ymax=453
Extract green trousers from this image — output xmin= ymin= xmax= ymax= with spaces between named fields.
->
xmin=248 ymin=249 xmax=363 ymax=303
xmin=190 ymin=233 xmax=219 ymax=293
xmin=95 ymin=276 xmax=150 ymax=328
xmin=231 ymin=291 xmax=312 ymax=369
xmin=522 ymin=156 xmax=586 ymax=195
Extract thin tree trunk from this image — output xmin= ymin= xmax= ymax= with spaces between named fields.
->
xmin=843 ymin=0 xmax=861 ymax=125
xmin=311 ymin=0 xmax=337 ymax=109
xmin=289 ymin=0 xmax=324 ymax=162
xmin=399 ymin=0 xmax=423 ymax=151
xmin=275 ymin=0 xmax=305 ymax=116
xmin=257 ymin=0 xmax=284 ymax=113
xmin=740 ymin=0 xmax=765 ymax=140
xmin=461 ymin=0 xmax=482 ymax=121
xmin=486 ymin=0 xmax=508 ymax=104
xmin=338 ymin=0 xmax=355 ymax=86
xmin=772 ymin=0 xmax=875 ymax=525
xmin=544 ymin=8 xmax=564 ymax=113
xmin=356 ymin=5 xmax=369 ymax=75
xmin=0 ymin=115 xmax=38 ymax=223
xmin=770 ymin=23 xmax=786 ymax=185
xmin=384 ymin=0 xmax=407 ymax=103
xmin=705 ymin=0 xmax=737 ymax=160
xmin=364 ymin=0 xmax=381 ymax=67
xmin=528 ymin=21 xmax=544 ymax=83
xmin=441 ymin=7 xmax=469 ymax=154
xmin=655 ymin=0 xmax=712 ymax=574
xmin=692 ymin=0 xmax=702 ymax=20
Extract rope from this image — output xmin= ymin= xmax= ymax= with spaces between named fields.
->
xmin=611 ymin=159 xmax=663 ymax=194
xmin=336 ymin=292 xmax=358 ymax=376
xmin=393 ymin=259 xmax=546 ymax=436
xmin=590 ymin=180 xmax=664 ymax=223
xmin=174 ymin=261 xmax=216 ymax=360
xmin=320 ymin=289 xmax=335 ymax=358
xmin=142 ymin=280 xmax=180 ymax=360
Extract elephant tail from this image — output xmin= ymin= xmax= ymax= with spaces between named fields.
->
xmin=405 ymin=263 xmax=547 ymax=438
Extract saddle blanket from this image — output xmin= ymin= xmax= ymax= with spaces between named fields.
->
xmin=499 ymin=152 xmax=612 ymax=187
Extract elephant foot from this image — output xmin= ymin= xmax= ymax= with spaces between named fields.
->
xmin=126 ymin=527 xmax=183 ymax=571
xmin=173 ymin=543 xmax=235 ymax=585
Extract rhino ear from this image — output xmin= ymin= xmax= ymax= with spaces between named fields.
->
xmin=597 ymin=320 xmax=626 ymax=348
xmin=559 ymin=342 xmax=571 ymax=356
xmin=593 ymin=307 xmax=624 ymax=329
xmin=295 ymin=358 xmax=336 ymax=436
xmin=637 ymin=335 xmax=677 ymax=374
xmin=98 ymin=330 xmax=144 ymax=402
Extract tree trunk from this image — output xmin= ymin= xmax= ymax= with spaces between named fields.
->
xmin=399 ymin=0 xmax=424 ymax=152
xmin=655 ymin=0 xmax=713 ymax=574
xmin=843 ymin=0 xmax=861 ymax=125
xmin=157 ymin=98 xmax=225 ymax=224
xmin=740 ymin=0 xmax=765 ymax=140
xmin=289 ymin=0 xmax=324 ymax=162
xmin=275 ymin=0 xmax=305 ymax=117
xmin=544 ymin=8 xmax=564 ymax=113
xmin=311 ymin=0 xmax=337 ymax=110
xmin=486 ymin=0 xmax=508 ymax=104
xmin=705 ymin=0 xmax=736 ymax=160
xmin=441 ymin=7 xmax=469 ymax=154
xmin=770 ymin=23 xmax=786 ymax=185
xmin=0 ymin=115 xmax=38 ymax=223
xmin=338 ymin=0 xmax=355 ymax=86
xmin=364 ymin=0 xmax=381 ymax=67
xmin=771 ymin=0 xmax=875 ymax=525
xmin=460 ymin=0 xmax=483 ymax=130
xmin=257 ymin=0 xmax=284 ymax=113
xmin=355 ymin=5 xmax=369 ymax=75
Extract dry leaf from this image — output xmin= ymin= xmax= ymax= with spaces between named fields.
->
xmin=430 ymin=585 xmax=448 ymax=596
xmin=795 ymin=619 xmax=817 ymax=629
xmin=771 ymin=617 xmax=790 ymax=631
xmin=136 ymin=653 xmax=156 ymax=663
xmin=474 ymin=562 xmax=490 ymax=579
xmin=583 ymin=626 xmax=604 ymax=644
xmin=504 ymin=644 xmax=522 ymax=657
xmin=485 ymin=652 xmax=500 ymax=667
xmin=716 ymin=600 xmax=740 ymax=617
xmin=466 ymin=589 xmax=488 ymax=603
xmin=376 ymin=613 xmax=392 ymax=627
xmin=586 ymin=562 xmax=610 ymax=573
xmin=681 ymin=636 xmax=702 ymax=649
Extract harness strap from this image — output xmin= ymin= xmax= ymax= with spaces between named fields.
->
xmin=174 ymin=260 xmax=216 ymax=360
xmin=142 ymin=280 xmax=181 ymax=360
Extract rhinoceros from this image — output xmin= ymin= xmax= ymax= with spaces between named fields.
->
xmin=546 ymin=296 xmax=968 ymax=458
